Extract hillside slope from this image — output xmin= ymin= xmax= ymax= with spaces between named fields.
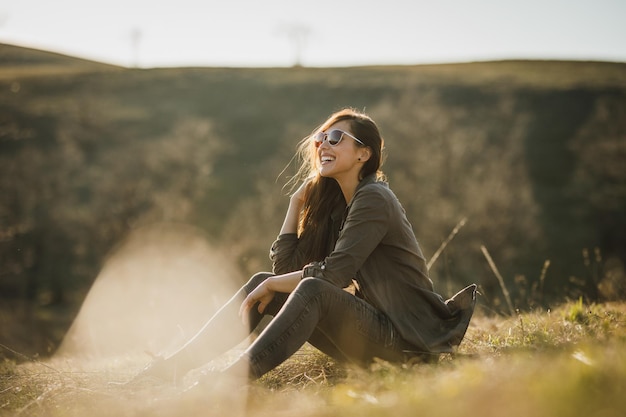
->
xmin=0 ymin=43 xmax=122 ymax=78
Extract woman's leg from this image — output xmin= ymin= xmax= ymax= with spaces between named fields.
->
xmin=140 ymin=272 xmax=288 ymax=380
xmin=229 ymin=277 xmax=411 ymax=380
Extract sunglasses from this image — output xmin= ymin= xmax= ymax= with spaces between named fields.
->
xmin=313 ymin=129 xmax=365 ymax=148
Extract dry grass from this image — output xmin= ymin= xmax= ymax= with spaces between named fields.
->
xmin=1 ymin=300 xmax=625 ymax=417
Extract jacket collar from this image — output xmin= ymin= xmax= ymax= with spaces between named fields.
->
xmin=356 ymin=173 xmax=382 ymax=192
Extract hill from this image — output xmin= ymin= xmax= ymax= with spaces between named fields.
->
xmin=0 ymin=43 xmax=625 ymax=358
xmin=0 ymin=42 xmax=121 ymax=79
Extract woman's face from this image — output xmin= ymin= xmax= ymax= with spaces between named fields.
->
xmin=316 ymin=120 xmax=367 ymax=182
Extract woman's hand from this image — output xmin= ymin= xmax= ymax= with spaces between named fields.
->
xmin=280 ymin=179 xmax=312 ymax=235
xmin=239 ymin=280 xmax=276 ymax=325
xmin=238 ymin=271 xmax=303 ymax=325
xmin=290 ymin=178 xmax=311 ymax=206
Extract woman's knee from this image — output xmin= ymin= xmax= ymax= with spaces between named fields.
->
xmin=294 ymin=277 xmax=335 ymax=297
xmin=243 ymin=272 xmax=274 ymax=294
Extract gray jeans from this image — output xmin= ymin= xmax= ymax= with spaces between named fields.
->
xmin=241 ymin=272 xmax=420 ymax=379
xmin=176 ymin=272 xmax=422 ymax=380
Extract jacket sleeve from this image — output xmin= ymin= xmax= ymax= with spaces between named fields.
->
xmin=269 ymin=233 xmax=311 ymax=275
xmin=302 ymin=185 xmax=390 ymax=287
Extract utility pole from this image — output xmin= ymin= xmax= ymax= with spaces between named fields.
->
xmin=277 ymin=23 xmax=310 ymax=67
xmin=130 ymin=27 xmax=142 ymax=68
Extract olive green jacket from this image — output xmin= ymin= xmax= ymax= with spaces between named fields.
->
xmin=270 ymin=174 xmax=476 ymax=353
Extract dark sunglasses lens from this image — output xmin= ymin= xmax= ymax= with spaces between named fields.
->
xmin=313 ymin=130 xmax=344 ymax=147
xmin=328 ymin=130 xmax=343 ymax=145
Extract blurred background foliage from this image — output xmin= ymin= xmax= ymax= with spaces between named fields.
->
xmin=0 ymin=44 xmax=625 ymax=357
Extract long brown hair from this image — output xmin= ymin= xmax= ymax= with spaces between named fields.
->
xmin=289 ymin=108 xmax=386 ymax=262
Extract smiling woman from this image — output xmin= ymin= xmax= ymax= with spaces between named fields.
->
xmin=130 ymin=108 xmax=477 ymax=391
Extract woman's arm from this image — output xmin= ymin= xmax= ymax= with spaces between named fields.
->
xmin=279 ymin=180 xmax=308 ymax=234
xmin=271 ymin=181 xmax=312 ymax=274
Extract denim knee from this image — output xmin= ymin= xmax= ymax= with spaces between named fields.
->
xmin=292 ymin=278 xmax=340 ymax=312
xmin=294 ymin=277 xmax=333 ymax=297
xmin=243 ymin=272 xmax=274 ymax=294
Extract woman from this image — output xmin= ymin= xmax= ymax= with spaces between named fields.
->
xmin=136 ymin=108 xmax=476 ymax=384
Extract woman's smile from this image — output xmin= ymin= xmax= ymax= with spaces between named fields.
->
xmin=320 ymin=153 xmax=335 ymax=165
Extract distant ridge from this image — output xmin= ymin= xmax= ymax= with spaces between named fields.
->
xmin=0 ymin=42 xmax=122 ymax=72
xmin=1 ymin=43 xmax=624 ymax=90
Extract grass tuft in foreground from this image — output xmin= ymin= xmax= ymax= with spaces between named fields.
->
xmin=1 ymin=300 xmax=625 ymax=417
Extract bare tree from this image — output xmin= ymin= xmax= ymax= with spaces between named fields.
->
xmin=130 ymin=27 xmax=142 ymax=68
xmin=276 ymin=23 xmax=310 ymax=67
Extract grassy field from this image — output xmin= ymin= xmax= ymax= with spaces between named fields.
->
xmin=1 ymin=300 xmax=624 ymax=417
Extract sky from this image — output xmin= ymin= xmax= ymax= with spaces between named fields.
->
xmin=1 ymin=0 xmax=625 ymax=68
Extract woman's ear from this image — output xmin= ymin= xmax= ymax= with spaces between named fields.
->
xmin=359 ymin=147 xmax=372 ymax=162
